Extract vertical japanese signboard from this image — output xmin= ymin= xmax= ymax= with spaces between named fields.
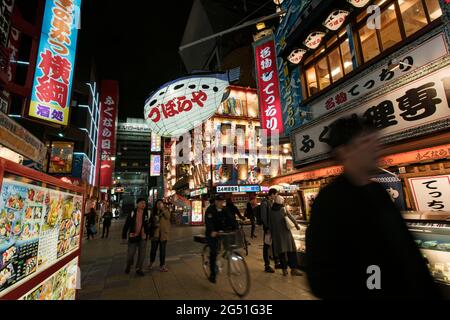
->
xmin=150 ymin=154 xmax=161 ymax=177
xmin=28 ymin=0 xmax=81 ymax=126
xmin=409 ymin=175 xmax=450 ymax=211
xmin=151 ymin=132 xmax=161 ymax=152
xmin=98 ymin=80 xmax=119 ymax=188
xmin=254 ymin=36 xmax=284 ymax=134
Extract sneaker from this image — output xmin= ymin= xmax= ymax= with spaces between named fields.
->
xmin=208 ymin=276 xmax=216 ymax=284
xmin=264 ymin=266 xmax=275 ymax=273
xmin=160 ymin=266 xmax=169 ymax=272
xmin=275 ymin=264 xmax=282 ymax=269
xmin=136 ymin=269 xmax=145 ymax=277
xmin=282 ymin=269 xmax=289 ymax=276
xmin=291 ymin=269 xmax=303 ymax=276
xmin=125 ymin=266 xmax=130 ymax=274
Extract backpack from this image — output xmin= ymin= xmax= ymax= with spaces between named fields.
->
xmin=254 ymin=204 xmax=263 ymax=225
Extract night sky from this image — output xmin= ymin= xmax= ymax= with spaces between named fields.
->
xmin=81 ymin=0 xmax=194 ymax=120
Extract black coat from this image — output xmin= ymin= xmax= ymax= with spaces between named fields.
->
xmin=205 ymin=205 xmax=238 ymax=238
xmin=122 ymin=209 xmax=149 ymax=240
xmin=305 ymin=174 xmax=441 ymax=300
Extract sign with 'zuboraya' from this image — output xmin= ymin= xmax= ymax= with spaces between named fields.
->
xmin=292 ymin=65 xmax=450 ymax=165
xmin=28 ymin=0 xmax=81 ymax=126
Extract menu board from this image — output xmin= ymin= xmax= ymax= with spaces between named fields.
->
xmin=191 ymin=201 xmax=203 ymax=223
xmin=20 ymin=257 xmax=79 ymax=300
xmin=0 ymin=174 xmax=82 ymax=296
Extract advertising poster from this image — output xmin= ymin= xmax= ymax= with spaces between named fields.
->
xmin=371 ymin=174 xmax=406 ymax=211
xmin=0 ymin=174 xmax=82 ymax=296
xmin=302 ymin=188 xmax=320 ymax=221
xmin=28 ymin=0 xmax=81 ymax=125
xmin=191 ymin=201 xmax=203 ymax=224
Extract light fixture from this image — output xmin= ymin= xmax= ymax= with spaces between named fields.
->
xmin=8 ymin=114 xmax=21 ymax=118
xmin=58 ymin=132 xmax=64 ymax=138
xmin=110 ymin=156 xmax=116 ymax=161
xmin=256 ymin=22 xmax=266 ymax=31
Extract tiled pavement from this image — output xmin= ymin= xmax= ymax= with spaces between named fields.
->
xmin=77 ymin=220 xmax=317 ymax=300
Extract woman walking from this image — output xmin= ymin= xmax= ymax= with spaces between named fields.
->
xmin=86 ymin=208 xmax=97 ymax=240
xmin=268 ymin=195 xmax=303 ymax=276
xmin=148 ymin=199 xmax=171 ymax=272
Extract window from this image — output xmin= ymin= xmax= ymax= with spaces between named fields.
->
xmin=328 ymin=47 xmax=344 ymax=82
xmin=399 ymin=0 xmax=427 ymax=37
xmin=340 ymin=40 xmax=353 ymax=75
xmin=305 ymin=66 xmax=318 ymax=96
xmin=379 ymin=5 xmax=402 ymax=50
xmin=425 ymin=0 xmax=442 ymax=21
xmin=359 ymin=24 xmax=380 ymax=62
xmin=316 ymin=56 xmax=330 ymax=90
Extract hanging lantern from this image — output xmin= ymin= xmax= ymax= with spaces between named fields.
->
xmin=323 ymin=10 xmax=349 ymax=31
xmin=287 ymin=49 xmax=307 ymax=64
xmin=304 ymin=32 xmax=326 ymax=49
xmin=346 ymin=0 xmax=371 ymax=8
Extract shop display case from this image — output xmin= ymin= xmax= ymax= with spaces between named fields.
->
xmin=403 ymin=211 xmax=450 ymax=292
xmin=0 ymin=158 xmax=84 ymax=300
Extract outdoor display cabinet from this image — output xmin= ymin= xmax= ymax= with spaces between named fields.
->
xmin=0 ymin=158 xmax=85 ymax=300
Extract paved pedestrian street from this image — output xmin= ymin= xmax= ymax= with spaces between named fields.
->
xmin=78 ymin=221 xmax=317 ymax=300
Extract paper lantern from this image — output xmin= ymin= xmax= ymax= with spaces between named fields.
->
xmin=323 ymin=10 xmax=349 ymax=31
xmin=144 ymin=73 xmax=230 ymax=137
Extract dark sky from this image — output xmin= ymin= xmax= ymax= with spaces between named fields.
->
xmin=81 ymin=0 xmax=194 ymax=120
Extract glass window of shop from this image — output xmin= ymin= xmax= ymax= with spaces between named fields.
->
xmin=302 ymin=26 xmax=353 ymax=98
xmin=300 ymin=0 xmax=442 ymax=100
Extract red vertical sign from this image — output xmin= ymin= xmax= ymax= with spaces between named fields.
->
xmin=98 ymin=80 xmax=119 ymax=188
xmin=254 ymin=37 xmax=284 ymax=134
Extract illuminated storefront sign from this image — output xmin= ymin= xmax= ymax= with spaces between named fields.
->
xmin=293 ymin=65 xmax=450 ymax=165
xmin=150 ymin=154 xmax=161 ymax=176
xmin=216 ymin=185 xmax=239 ymax=193
xmin=254 ymin=36 xmax=284 ymax=133
xmin=190 ymin=187 xmax=208 ymax=197
xmin=239 ymin=185 xmax=260 ymax=193
xmin=151 ymin=132 xmax=161 ymax=152
xmin=98 ymin=80 xmax=119 ymax=188
xmin=323 ymin=10 xmax=349 ymax=31
xmin=409 ymin=175 xmax=450 ymax=211
xmin=144 ymin=74 xmax=230 ymax=137
xmin=28 ymin=0 xmax=81 ymax=126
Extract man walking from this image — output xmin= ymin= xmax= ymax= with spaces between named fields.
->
xmin=122 ymin=198 xmax=149 ymax=277
xmin=306 ymin=115 xmax=441 ymax=299
xmin=101 ymin=207 xmax=113 ymax=238
xmin=260 ymin=188 xmax=279 ymax=273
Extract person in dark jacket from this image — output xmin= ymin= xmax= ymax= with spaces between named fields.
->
xmin=260 ymin=188 xmax=280 ymax=273
xmin=245 ymin=197 xmax=257 ymax=239
xmin=85 ymin=208 xmax=96 ymax=240
xmin=122 ymin=198 xmax=149 ymax=277
xmin=226 ymin=197 xmax=245 ymax=221
xmin=205 ymin=194 xmax=238 ymax=284
xmin=306 ymin=115 xmax=442 ymax=299
xmin=101 ymin=207 xmax=113 ymax=238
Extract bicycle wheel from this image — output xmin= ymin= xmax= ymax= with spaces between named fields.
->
xmin=227 ymin=252 xmax=250 ymax=297
xmin=201 ymin=244 xmax=211 ymax=279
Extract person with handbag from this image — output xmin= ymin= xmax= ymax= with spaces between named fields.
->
xmin=122 ymin=198 xmax=149 ymax=277
xmin=85 ymin=208 xmax=97 ymax=240
xmin=147 ymin=199 xmax=171 ymax=272
xmin=268 ymin=195 xmax=302 ymax=277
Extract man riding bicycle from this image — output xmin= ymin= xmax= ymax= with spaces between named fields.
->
xmin=205 ymin=194 xmax=238 ymax=284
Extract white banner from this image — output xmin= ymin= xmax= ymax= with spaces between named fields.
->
xmin=312 ymin=34 xmax=449 ymax=118
xmin=292 ymin=65 xmax=450 ymax=164
xmin=409 ymin=175 xmax=450 ymax=211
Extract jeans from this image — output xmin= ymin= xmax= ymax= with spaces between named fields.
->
xmin=127 ymin=239 xmax=147 ymax=271
xmin=207 ymin=238 xmax=219 ymax=278
xmin=150 ymin=240 xmax=167 ymax=267
xmin=86 ymin=225 xmax=95 ymax=239
xmin=102 ymin=224 xmax=110 ymax=238
xmin=279 ymin=252 xmax=298 ymax=270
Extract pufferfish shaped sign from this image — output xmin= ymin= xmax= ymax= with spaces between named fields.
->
xmin=144 ymin=70 xmax=239 ymax=137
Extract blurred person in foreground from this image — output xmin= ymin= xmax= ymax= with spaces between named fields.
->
xmin=205 ymin=194 xmax=238 ymax=284
xmin=305 ymin=115 xmax=441 ymax=299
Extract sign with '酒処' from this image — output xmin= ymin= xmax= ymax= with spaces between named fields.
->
xmin=28 ymin=0 xmax=81 ymax=126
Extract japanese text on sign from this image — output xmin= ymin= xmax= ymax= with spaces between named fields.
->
xmin=254 ymin=37 xmax=284 ymax=133
xmin=29 ymin=0 xmax=81 ymax=125
xmin=292 ymin=66 xmax=450 ymax=164
xmin=409 ymin=176 xmax=450 ymax=211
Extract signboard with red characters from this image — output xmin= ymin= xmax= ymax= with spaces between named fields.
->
xmin=143 ymin=73 xmax=230 ymax=137
xmin=253 ymin=36 xmax=284 ymax=134
xmin=98 ymin=80 xmax=119 ymax=188
xmin=28 ymin=0 xmax=81 ymax=126
xmin=323 ymin=10 xmax=349 ymax=31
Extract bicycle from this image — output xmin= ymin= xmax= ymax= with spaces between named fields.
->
xmin=200 ymin=230 xmax=251 ymax=297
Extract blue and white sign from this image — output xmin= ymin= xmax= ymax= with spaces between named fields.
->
xmin=371 ymin=174 xmax=406 ymax=211
xmin=150 ymin=154 xmax=161 ymax=176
